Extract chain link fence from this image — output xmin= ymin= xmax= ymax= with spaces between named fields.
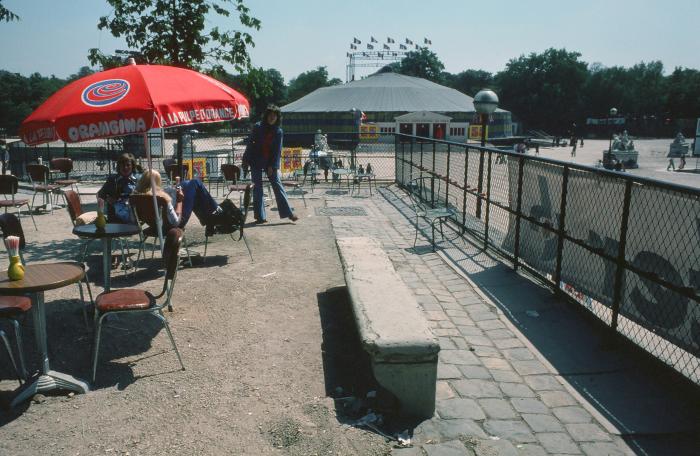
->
xmin=395 ymin=133 xmax=700 ymax=385
xmin=8 ymin=130 xmax=398 ymax=188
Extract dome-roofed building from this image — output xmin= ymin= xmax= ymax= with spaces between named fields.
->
xmin=281 ymin=69 xmax=512 ymax=141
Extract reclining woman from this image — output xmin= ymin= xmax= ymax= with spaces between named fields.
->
xmin=133 ymin=169 xmax=240 ymax=233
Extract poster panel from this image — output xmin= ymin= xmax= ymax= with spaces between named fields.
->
xmin=281 ymin=147 xmax=303 ymax=174
xmin=503 ymin=160 xmax=700 ymax=356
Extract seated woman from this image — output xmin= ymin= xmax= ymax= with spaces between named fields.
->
xmin=97 ymin=153 xmax=140 ymax=223
xmin=134 ymin=169 xmax=233 ymax=230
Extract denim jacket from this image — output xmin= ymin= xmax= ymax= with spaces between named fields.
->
xmin=243 ymin=122 xmax=283 ymax=170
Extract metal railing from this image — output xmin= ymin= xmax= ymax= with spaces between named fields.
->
xmin=394 ymin=133 xmax=700 ymax=384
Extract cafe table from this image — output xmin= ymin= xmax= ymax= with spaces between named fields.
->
xmin=72 ymin=223 xmax=140 ymax=292
xmin=0 ymin=262 xmax=89 ymax=406
xmin=331 ymin=168 xmax=353 ymax=190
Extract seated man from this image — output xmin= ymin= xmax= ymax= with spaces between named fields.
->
xmin=97 ymin=153 xmax=140 ymax=223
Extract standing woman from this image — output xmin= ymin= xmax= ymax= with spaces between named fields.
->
xmin=243 ymin=105 xmax=298 ymax=223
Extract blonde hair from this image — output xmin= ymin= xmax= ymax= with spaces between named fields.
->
xmin=135 ymin=169 xmax=172 ymax=204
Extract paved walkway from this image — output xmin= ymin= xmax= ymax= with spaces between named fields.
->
xmin=323 ymin=183 xmax=695 ymax=456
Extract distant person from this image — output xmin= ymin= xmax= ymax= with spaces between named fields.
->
xmin=242 ymin=104 xmax=298 ymax=223
xmin=570 ymin=136 xmax=577 ymax=157
xmin=667 ymin=158 xmax=676 ymax=171
xmin=580 ymin=137 xmax=584 ymax=147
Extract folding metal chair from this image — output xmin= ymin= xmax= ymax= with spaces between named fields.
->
xmin=129 ymin=194 xmax=192 ymax=269
xmin=0 ymin=175 xmax=37 ymax=230
xmin=91 ymin=228 xmax=186 ymax=382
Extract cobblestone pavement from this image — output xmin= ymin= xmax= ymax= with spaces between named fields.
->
xmin=324 ymin=185 xmax=635 ymax=456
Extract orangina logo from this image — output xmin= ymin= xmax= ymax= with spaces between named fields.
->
xmin=81 ymin=79 xmax=130 ymax=107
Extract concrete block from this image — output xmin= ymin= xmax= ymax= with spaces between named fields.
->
xmin=337 ymin=237 xmax=440 ymax=420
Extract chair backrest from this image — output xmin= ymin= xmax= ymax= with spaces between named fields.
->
xmin=408 ymin=176 xmax=445 ymax=210
xmin=26 ymin=164 xmax=50 ymax=183
xmin=0 ymin=175 xmax=19 ymax=196
xmin=221 ymin=164 xmax=240 ymax=183
xmin=165 ymin=163 xmax=188 ymax=181
xmin=0 ymin=213 xmax=26 ymax=251
xmin=129 ymin=194 xmax=169 ymax=227
xmin=64 ymin=190 xmax=83 ymax=223
xmin=163 ymin=227 xmax=183 ymax=280
xmin=50 ymin=157 xmax=73 ymax=175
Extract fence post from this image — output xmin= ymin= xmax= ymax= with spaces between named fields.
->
xmin=394 ymin=134 xmax=399 ymax=185
xmin=553 ymin=166 xmax=570 ymax=290
xmin=611 ymin=179 xmax=633 ymax=331
xmin=484 ymin=150 xmax=493 ymax=249
xmin=513 ymin=155 xmax=525 ymax=271
xmin=445 ymin=143 xmax=451 ymax=208
xmin=462 ymin=145 xmax=469 ymax=232
xmin=431 ymin=141 xmax=436 ymax=206
xmin=476 ymin=149 xmax=485 ymax=218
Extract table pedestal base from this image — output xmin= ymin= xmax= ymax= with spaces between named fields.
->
xmin=12 ymin=371 xmax=90 ymax=407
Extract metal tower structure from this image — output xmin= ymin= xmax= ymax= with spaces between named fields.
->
xmin=346 ymin=36 xmax=432 ymax=82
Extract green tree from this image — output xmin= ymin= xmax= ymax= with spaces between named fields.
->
xmin=0 ymin=1 xmax=19 ymax=22
xmin=496 ymin=48 xmax=588 ymax=133
xmin=287 ymin=66 xmax=341 ymax=103
xmin=0 ymin=71 xmax=67 ymax=134
xmin=442 ymin=69 xmax=494 ymax=97
xmin=666 ymin=67 xmax=700 ymax=119
xmin=211 ymin=67 xmax=287 ymax=118
xmin=264 ymin=68 xmax=287 ymax=107
xmin=396 ymin=48 xmax=445 ymax=83
xmin=88 ymin=0 xmax=260 ymax=71
xmin=68 ymin=66 xmax=95 ymax=82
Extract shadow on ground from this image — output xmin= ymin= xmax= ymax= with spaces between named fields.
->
xmin=316 ymin=286 xmax=429 ymax=437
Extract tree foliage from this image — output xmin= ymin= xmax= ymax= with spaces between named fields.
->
xmin=0 ymin=71 xmax=65 ymax=134
xmin=395 ymin=48 xmax=445 ymax=83
xmin=88 ymin=0 xmax=260 ymax=71
xmin=0 ymin=1 xmax=19 ymax=22
xmin=442 ymin=69 xmax=494 ymax=97
xmin=287 ymin=66 xmax=341 ymax=103
xmin=495 ymin=49 xmax=589 ymax=132
xmin=665 ymin=67 xmax=700 ymax=119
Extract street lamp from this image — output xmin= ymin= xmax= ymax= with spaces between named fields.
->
xmin=474 ymin=89 xmax=499 ymax=218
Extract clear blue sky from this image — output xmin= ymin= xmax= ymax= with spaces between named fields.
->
xmin=1 ymin=0 xmax=699 ymax=83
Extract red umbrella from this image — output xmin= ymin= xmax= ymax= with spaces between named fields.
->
xmin=20 ymin=60 xmax=250 ymax=247
xmin=21 ymin=61 xmax=249 ymax=145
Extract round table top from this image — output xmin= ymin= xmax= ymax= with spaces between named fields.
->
xmin=0 ymin=262 xmax=85 ymax=294
xmin=332 ymin=168 xmax=353 ymax=175
xmin=73 ymin=223 xmax=140 ymax=239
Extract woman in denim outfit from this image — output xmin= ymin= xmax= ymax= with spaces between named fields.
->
xmin=242 ymin=105 xmax=298 ymax=223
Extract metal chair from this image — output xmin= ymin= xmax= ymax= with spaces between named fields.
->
xmin=204 ymin=183 xmax=253 ymax=261
xmin=0 ymin=175 xmax=37 ymax=230
xmin=0 ymin=212 xmax=94 ymax=328
xmin=129 ymin=194 xmax=192 ymax=269
xmin=50 ymin=157 xmax=80 ymax=193
xmin=26 ymin=163 xmax=60 ymax=213
xmin=0 ymin=298 xmax=31 ymax=383
xmin=220 ymin=163 xmax=241 ymax=198
xmin=91 ymin=227 xmax=186 ymax=382
xmin=64 ymin=190 xmax=129 ymax=273
xmin=407 ymin=176 xmax=457 ymax=250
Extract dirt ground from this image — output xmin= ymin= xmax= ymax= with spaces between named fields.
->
xmin=0 ymin=194 xmax=391 ymax=456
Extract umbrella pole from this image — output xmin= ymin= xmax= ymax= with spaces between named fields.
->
xmin=144 ymin=129 xmax=164 ymax=253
